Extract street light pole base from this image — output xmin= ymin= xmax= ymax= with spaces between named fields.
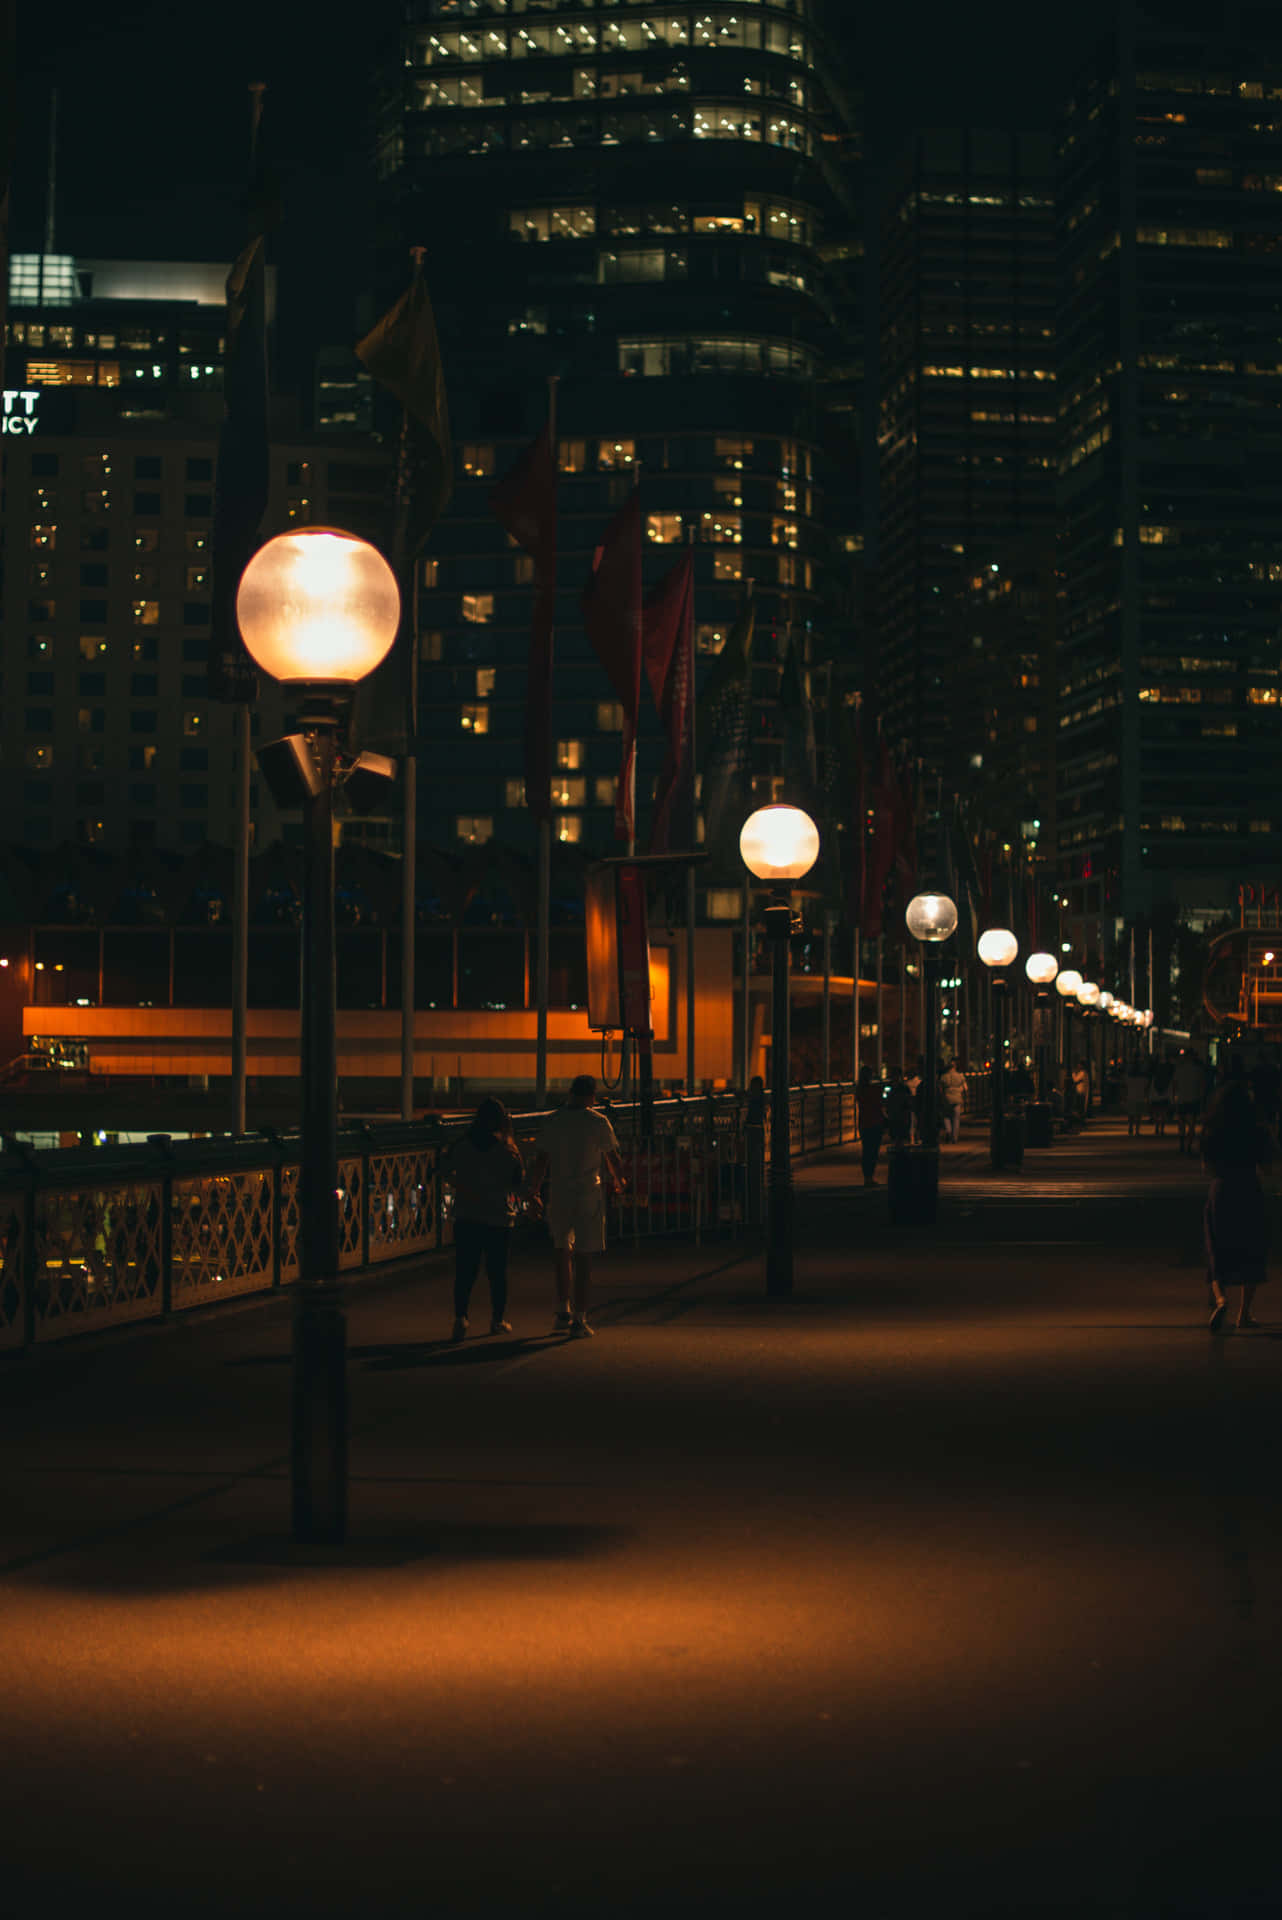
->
xmin=292 ymin=1284 xmax=348 ymax=1545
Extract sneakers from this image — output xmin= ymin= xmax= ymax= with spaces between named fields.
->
xmin=451 ymin=1315 xmax=468 ymax=1344
xmin=570 ymin=1315 xmax=595 ymax=1338
xmin=553 ymin=1308 xmax=574 ymax=1332
xmin=489 ymin=1318 xmax=512 ymax=1335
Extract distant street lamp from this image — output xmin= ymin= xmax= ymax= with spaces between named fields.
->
xmin=238 ymin=528 xmax=400 ymax=1544
xmin=739 ymin=803 xmax=820 ymax=1296
xmin=979 ymin=926 xmax=1019 ymax=1170
xmin=1025 ymin=950 xmax=1059 ymax=1102
xmin=903 ymin=891 xmax=958 ymax=1221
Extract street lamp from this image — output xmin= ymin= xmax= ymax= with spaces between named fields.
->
xmin=237 ymin=528 xmax=401 ymax=1544
xmin=1075 ymin=981 xmax=1101 ymax=1120
xmin=978 ymin=927 xmax=1018 ymax=1171
xmin=904 ymin=891 xmax=958 ymax=1222
xmin=1025 ymin=950 xmax=1058 ymax=1106
xmin=1055 ymin=968 xmax=1083 ymax=1115
xmin=740 ymin=803 xmax=820 ymax=1296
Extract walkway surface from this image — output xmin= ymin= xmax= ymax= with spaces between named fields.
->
xmin=5 ymin=1120 xmax=1282 ymax=1919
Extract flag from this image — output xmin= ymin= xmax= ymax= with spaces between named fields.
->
xmin=356 ymin=266 xmax=452 ymax=559
xmin=643 ymin=549 xmax=695 ymax=853
xmin=778 ymin=630 xmax=819 ymax=811
xmin=351 ymin=259 xmax=452 ymax=754
xmin=491 ymin=425 xmax=557 ymax=821
xmin=698 ymin=581 xmax=756 ymax=860
xmin=582 ymin=489 xmax=642 ymax=844
xmin=208 ymin=89 xmax=274 ymax=702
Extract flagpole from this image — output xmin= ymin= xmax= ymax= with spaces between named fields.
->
xmin=851 ymin=925 xmax=861 ymax=1086
xmin=875 ymin=934 xmax=884 ymax=1077
xmin=231 ymin=78 xmax=266 ymax=1138
xmin=535 ymin=376 xmax=558 ymax=1107
xmin=741 ymin=882 xmax=752 ymax=1088
xmin=396 ymin=247 xmax=430 ymax=1123
xmin=822 ymin=909 xmax=832 ymax=1083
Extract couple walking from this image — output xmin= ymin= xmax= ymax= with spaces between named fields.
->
xmin=443 ymin=1075 xmax=623 ymax=1343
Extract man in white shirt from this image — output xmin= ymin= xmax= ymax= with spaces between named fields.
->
xmin=524 ymin=1074 xmax=624 ymax=1337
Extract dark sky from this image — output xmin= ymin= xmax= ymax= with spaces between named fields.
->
xmin=13 ymin=1 xmax=1118 ymax=261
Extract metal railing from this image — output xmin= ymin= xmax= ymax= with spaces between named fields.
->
xmin=0 ymin=1083 xmax=862 ymax=1353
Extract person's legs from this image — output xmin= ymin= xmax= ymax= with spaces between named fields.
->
xmin=453 ymin=1220 xmax=484 ymax=1332
xmin=554 ymin=1245 xmax=574 ymax=1321
xmin=572 ymin=1250 xmax=592 ymax=1320
xmin=484 ymin=1224 xmax=510 ymax=1328
xmin=860 ymin=1126 xmax=881 ymax=1183
xmin=1238 ymin=1282 xmax=1259 ymax=1329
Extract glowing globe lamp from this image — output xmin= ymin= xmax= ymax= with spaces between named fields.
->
xmin=739 ymin=804 xmax=820 ymax=883
xmin=1025 ymin=951 xmax=1059 ymax=986
xmin=1099 ymin=990 xmax=1114 ymax=1012
xmin=236 ymin=528 xmax=401 ymax=686
xmin=978 ymin=927 xmax=1018 ymax=970
xmin=905 ymin=892 xmax=958 ymax=943
xmin=1077 ymin=981 xmax=1101 ymax=1008
xmin=1056 ymin=969 xmax=1083 ymax=1000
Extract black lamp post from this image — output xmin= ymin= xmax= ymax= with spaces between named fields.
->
xmin=1025 ymin=951 xmax=1059 ymax=1099
xmin=902 ymin=891 xmax=958 ymax=1221
xmin=1055 ymin=968 xmax=1082 ymax=1123
xmin=237 ymin=528 xmax=400 ymax=1544
xmin=978 ymin=926 xmax=1018 ymax=1171
xmin=739 ymin=803 xmax=820 ymax=1297
xmin=1075 ymin=980 xmax=1101 ymax=1118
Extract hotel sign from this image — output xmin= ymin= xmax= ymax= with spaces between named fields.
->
xmin=2 ymin=390 xmax=40 ymax=434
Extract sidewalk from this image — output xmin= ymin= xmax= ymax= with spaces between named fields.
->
xmin=5 ymin=1126 xmax=1282 ymax=1918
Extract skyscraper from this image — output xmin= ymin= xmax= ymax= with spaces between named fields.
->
xmin=380 ymin=0 xmax=860 ymax=871
xmin=1056 ymin=0 xmax=1282 ymax=942
xmin=874 ymin=128 xmax=1057 ymax=838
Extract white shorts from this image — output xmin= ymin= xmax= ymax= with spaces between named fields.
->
xmin=546 ymin=1184 xmax=606 ymax=1253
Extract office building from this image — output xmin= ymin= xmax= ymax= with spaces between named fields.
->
xmin=380 ymin=0 xmax=861 ymax=875
xmin=875 ymin=128 xmax=1057 ymax=842
xmin=1056 ymin=0 xmax=1282 ymax=938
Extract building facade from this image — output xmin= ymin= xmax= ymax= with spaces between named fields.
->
xmin=874 ymin=128 xmax=1058 ymax=841
xmin=1056 ymin=0 xmax=1282 ymax=943
xmin=380 ymin=0 xmax=861 ymax=879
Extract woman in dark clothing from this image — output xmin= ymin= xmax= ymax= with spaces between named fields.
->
xmin=442 ymin=1098 xmax=524 ymax=1342
xmin=1202 ymin=1082 xmax=1271 ymax=1333
xmin=855 ymin=1063 xmax=885 ymax=1188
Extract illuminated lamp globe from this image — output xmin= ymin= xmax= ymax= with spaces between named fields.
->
xmin=1025 ymin=951 xmax=1059 ymax=987
xmin=1056 ymin=969 xmax=1083 ymax=1000
xmin=739 ymin=804 xmax=820 ymax=883
xmin=1099 ymin=990 xmax=1114 ymax=1012
xmin=235 ymin=528 xmax=401 ymax=686
xmin=905 ymin=892 xmax=958 ymax=944
xmin=977 ymin=927 xmax=1018 ymax=970
xmin=1077 ymin=981 xmax=1101 ymax=1008
xmin=1143 ymin=1009 xmax=1154 ymax=1029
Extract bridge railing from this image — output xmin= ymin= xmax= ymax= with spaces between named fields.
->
xmin=0 ymin=1083 xmax=860 ymax=1352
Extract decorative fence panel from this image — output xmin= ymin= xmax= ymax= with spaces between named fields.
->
xmin=33 ymin=1176 xmax=165 ymax=1341
xmin=170 ymin=1165 xmax=278 ymax=1309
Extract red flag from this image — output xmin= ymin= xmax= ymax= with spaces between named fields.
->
xmin=643 ymin=550 xmax=694 ymax=853
xmin=582 ymin=489 xmax=642 ymax=843
xmin=490 ymin=426 xmax=557 ymax=821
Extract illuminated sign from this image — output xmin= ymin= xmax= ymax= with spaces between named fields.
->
xmin=2 ymin=390 xmax=39 ymax=435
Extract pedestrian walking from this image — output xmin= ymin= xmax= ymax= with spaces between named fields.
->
xmin=1150 ymin=1054 xmax=1174 ymax=1137
xmin=885 ymin=1064 xmax=914 ymax=1150
xmin=1172 ymin=1049 xmax=1206 ymax=1156
xmin=1202 ymin=1081 xmax=1272 ymax=1333
xmin=1124 ymin=1056 xmax=1151 ymax=1137
xmin=523 ymin=1073 xmax=624 ymax=1338
xmin=1072 ymin=1060 xmax=1091 ymax=1122
xmin=940 ymin=1061 xmax=967 ymax=1144
xmin=906 ymin=1055 xmax=924 ymax=1142
xmin=442 ymin=1098 xmax=524 ymax=1343
xmin=856 ymin=1062 xmax=885 ymax=1186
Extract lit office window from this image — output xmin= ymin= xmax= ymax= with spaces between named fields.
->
xmin=24 ymin=745 xmax=53 ymax=769
xmin=457 ymin=815 xmax=494 ymax=845
xmin=715 ymin=551 xmax=743 ymax=581
xmin=593 ymin=776 xmax=615 ymax=808
xmin=513 ymin=554 xmax=535 ymax=584
xmin=421 ymin=558 xmax=439 ymax=588
xmin=646 ymin=513 xmax=682 ymax=543
xmin=420 ymin=630 xmax=444 ymax=661
xmin=558 ymin=439 xmax=587 ymax=472
xmin=557 ymin=739 xmax=585 ymax=768
xmin=183 ymin=711 xmax=204 ymax=736
xmin=133 ymin=600 xmax=160 ymax=626
xmin=556 ymin=815 xmax=583 ymax=844
xmin=29 ymin=524 xmax=56 ymax=550
xmin=476 ymin=668 xmax=496 ymax=697
xmin=462 ymin=593 xmax=494 ymax=623
xmin=706 ymin=888 xmax=744 ymax=920
xmin=460 ymin=704 xmax=490 ymax=734
xmin=597 ymin=438 xmax=636 ymax=470
xmin=551 ymin=776 xmax=586 ymax=808
xmin=504 ymin=778 xmax=527 ymax=808
xmin=596 ymin=703 xmax=624 ymax=731
xmin=461 ymin=444 xmax=495 ymax=478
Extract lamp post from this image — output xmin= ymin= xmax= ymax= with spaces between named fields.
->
xmin=903 ymin=891 xmax=958 ymax=1222
xmin=739 ymin=803 xmax=820 ymax=1296
xmin=1055 ymin=968 xmax=1083 ymax=1123
xmin=978 ymin=927 xmax=1018 ymax=1170
xmin=1024 ymin=950 xmax=1058 ymax=1144
xmin=237 ymin=528 xmax=401 ymax=1544
xmin=1075 ymin=980 xmax=1101 ymax=1119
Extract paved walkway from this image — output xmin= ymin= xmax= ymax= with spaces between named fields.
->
xmin=5 ymin=1119 xmax=1282 ymax=1918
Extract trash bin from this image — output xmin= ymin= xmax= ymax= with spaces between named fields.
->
xmin=888 ymin=1146 xmax=939 ymax=1225
xmin=1024 ymin=1102 xmax=1052 ymax=1149
xmin=997 ymin=1111 xmax=1025 ymax=1170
